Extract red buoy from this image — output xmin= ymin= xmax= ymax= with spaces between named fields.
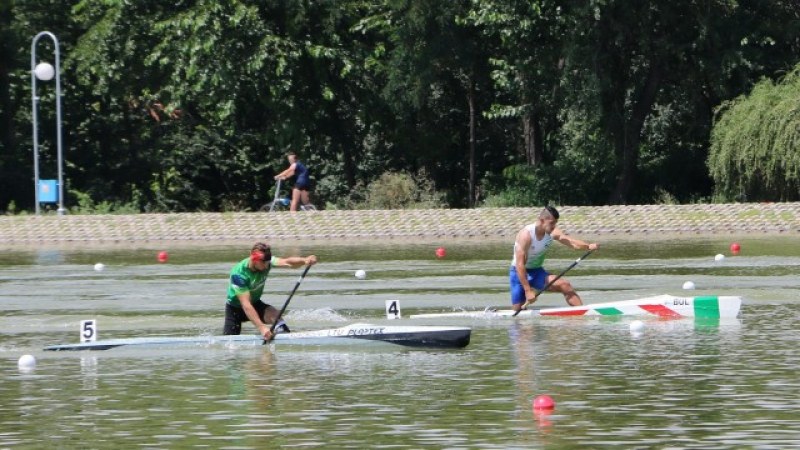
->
xmin=730 ymin=242 xmax=741 ymax=255
xmin=157 ymin=251 xmax=169 ymax=263
xmin=533 ymin=395 xmax=555 ymax=411
xmin=435 ymin=247 xmax=446 ymax=259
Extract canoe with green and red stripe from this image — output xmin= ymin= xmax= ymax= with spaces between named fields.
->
xmin=410 ymin=295 xmax=742 ymax=319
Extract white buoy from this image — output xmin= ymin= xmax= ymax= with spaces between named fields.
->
xmin=714 ymin=253 xmax=725 ymax=262
xmin=354 ymin=269 xmax=367 ymax=280
xmin=93 ymin=263 xmax=105 ymax=272
xmin=682 ymin=281 xmax=696 ymax=290
xmin=629 ymin=320 xmax=645 ymax=333
xmin=18 ymin=354 xmax=36 ymax=370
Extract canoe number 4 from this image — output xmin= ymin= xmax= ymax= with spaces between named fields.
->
xmin=385 ymin=300 xmax=402 ymax=320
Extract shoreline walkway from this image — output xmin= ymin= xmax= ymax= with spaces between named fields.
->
xmin=1 ymin=203 xmax=798 ymax=247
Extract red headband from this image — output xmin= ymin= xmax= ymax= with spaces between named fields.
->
xmin=250 ymin=251 xmax=267 ymax=264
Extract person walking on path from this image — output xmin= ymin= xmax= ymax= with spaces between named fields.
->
xmin=274 ymin=152 xmax=311 ymax=211
xmin=224 ymin=242 xmax=317 ymax=340
xmin=510 ymin=206 xmax=599 ymax=312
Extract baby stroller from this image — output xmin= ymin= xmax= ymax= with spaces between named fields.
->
xmin=260 ymin=179 xmax=316 ymax=212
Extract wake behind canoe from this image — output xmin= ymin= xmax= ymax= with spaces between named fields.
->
xmin=43 ymin=323 xmax=471 ymax=351
xmin=410 ymin=295 xmax=742 ymax=320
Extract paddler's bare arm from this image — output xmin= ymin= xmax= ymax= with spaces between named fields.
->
xmin=237 ymin=292 xmax=273 ymax=340
xmin=274 ymin=255 xmax=318 ymax=268
xmin=552 ymin=228 xmax=599 ymax=251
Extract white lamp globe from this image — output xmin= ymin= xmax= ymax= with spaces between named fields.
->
xmin=34 ymin=62 xmax=55 ymax=81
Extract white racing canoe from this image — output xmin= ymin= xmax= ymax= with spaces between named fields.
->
xmin=43 ymin=323 xmax=471 ymax=351
xmin=410 ymin=295 xmax=742 ymax=319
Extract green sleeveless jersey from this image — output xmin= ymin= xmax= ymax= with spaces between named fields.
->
xmin=226 ymin=256 xmax=279 ymax=307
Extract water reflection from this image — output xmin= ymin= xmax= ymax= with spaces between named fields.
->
xmin=34 ymin=249 xmax=65 ymax=265
xmin=1 ymin=240 xmax=800 ymax=448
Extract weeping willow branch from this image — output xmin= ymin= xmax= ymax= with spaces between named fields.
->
xmin=708 ymin=65 xmax=800 ymax=201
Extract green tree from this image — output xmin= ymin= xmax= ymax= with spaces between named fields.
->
xmin=568 ymin=0 xmax=800 ymax=204
xmin=708 ymin=65 xmax=800 ymax=201
xmin=70 ymin=0 xmax=388 ymax=210
xmin=360 ymin=0 xmax=498 ymax=207
xmin=466 ymin=0 xmax=572 ymax=166
xmin=3 ymin=0 xmax=799 ymax=212
xmin=0 ymin=2 xmax=19 ymax=211
xmin=466 ymin=0 xmax=615 ymax=206
xmin=471 ymin=0 xmax=800 ymax=205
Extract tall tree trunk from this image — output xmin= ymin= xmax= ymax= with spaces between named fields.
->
xmin=342 ymin=140 xmax=356 ymax=189
xmin=0 ymin=50 xmax=13 ymax=157
xmin=0 ymin=4 xmax=14 ymax=154
xmin=467 ymin=79 xmax=476 ymax=207
xmin=607 ymin=64 xmax=662 ymax=204
xmin=329 ymin=103 xmax=356 ymax=189
xmin=0 ymin=6 xmax=18 ymax=210
xmin=522 ymin=113 xmax=543 ymax=166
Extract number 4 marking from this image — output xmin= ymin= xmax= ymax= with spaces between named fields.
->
xmin=385 ymin=300 xmax=401 ymax=320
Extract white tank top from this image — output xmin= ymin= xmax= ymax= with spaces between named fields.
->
xmin=511 ymin=224 xmax=553 ymax=269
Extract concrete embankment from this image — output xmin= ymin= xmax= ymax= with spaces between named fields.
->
xmin=1 ymin=203 xmax=798 ymax=248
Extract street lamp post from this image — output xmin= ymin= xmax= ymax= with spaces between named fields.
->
xmin=31 ymin=31 xmax=65 ymax=215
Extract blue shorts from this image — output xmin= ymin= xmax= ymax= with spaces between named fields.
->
xmin=509 ymin=267 xmax=550 ymax=305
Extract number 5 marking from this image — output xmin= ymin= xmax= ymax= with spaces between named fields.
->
xmin=80 ymin=319 xmax=97 ymax=342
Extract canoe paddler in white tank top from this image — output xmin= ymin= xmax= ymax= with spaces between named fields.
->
xmin=510 ymin=206 xmax=599 ymax=312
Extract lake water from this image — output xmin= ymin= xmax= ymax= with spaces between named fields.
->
xmin=1 ymin=237 xmax=800 ymax=448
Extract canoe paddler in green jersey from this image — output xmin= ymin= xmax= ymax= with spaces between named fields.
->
xmin=224 ymin=242 xmax=318 ymax=340
xmin=510 ymin=206 xmax=599 ymax=312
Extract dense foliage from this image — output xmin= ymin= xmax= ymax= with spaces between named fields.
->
xmin=1 ymin=0 xmax=798 ymax=213
xmin=709 ymin=65 xmax=800 ymax=201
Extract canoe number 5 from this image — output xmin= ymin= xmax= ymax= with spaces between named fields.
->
xmin=80 ymin=319 xmax=97 ymax=343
